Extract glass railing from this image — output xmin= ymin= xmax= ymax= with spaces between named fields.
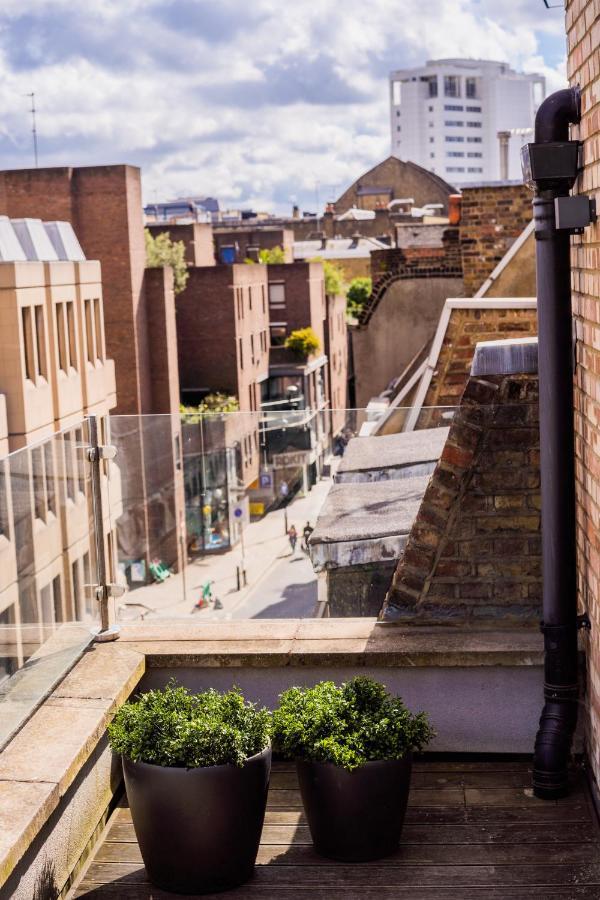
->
xmin=0 ymin=419 xmax=105 ymax=748
xmin=104 ymin=407 xmax=456 ymax=623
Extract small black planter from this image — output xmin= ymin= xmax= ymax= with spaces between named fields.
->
xmin=296 ymin=754 xmax=412 ymax=862
xmin=123 ymin=746 xmax=271 ymax=895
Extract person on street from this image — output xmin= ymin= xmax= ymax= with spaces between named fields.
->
xmin=287 ymin=524 xmax=298 ymax=555
xmin=302 ymin=521 xmax=314 ymax=551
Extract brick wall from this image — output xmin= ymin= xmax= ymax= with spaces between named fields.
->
xmin=459 ymin=184 xmax=532 ymax=296
xmin=382 ymin=372 xmax=541 ymax=625
xmin=424 ymin=305 xmax=538 ymax=409
xmin=333 ymin=156 xmax=453 ymax=215
xmin=147 ymin=222 xmax=215 ymax=267
xmin=566 ymin=0 xmax=600 ymax=781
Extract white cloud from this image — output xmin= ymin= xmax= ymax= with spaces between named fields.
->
xmin=0 ymin=0 xmax=567 ymax=212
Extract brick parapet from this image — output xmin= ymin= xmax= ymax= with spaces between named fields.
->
xmin=382 ymin=372 xmax=541 ymax=626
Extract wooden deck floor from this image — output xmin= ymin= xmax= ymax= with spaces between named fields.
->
xmin=72 ymin=759 xmax=600 ymax=899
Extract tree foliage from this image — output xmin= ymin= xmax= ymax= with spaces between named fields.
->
xmin=107 ymin=682 xmax=271 ymax=768
xmin=244 ymin=245 xmax=286 ymax=264
xmin=272 ymin=676 xmax=434 ymax=771
xmin=145 ymin=229 xmax=189 ymax=294
xmin=180 ymin=393 xmax=240 ymax=421
xmin=346 ymin=277 xmax=372 ymax=317
xmin=310 ymin=257 xmax=345 ymax=296
xmin=284 ymin=327 xmax=321 ymax=359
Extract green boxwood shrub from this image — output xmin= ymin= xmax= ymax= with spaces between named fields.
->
xmin=272 ymin=676 xmax=433 ymax=770
xmin=107 ymin=682 xmax=271 ymax=768
xmin=284 ymin=326 xmax=320 ymax=358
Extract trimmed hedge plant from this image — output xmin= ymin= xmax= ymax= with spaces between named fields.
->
xmin=272 ymin=676 xmax=433 ymax=770
xmin=107 ymin=682 xmax=271 ymax=769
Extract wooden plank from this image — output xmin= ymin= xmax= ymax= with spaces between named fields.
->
xmin=267 ymin=787 xmax=466 ymax=809
xmin=270 ymin=769 xmax=539 ymax=790
xmin=73 ymin=881 xmax=600 ymax=899
xmin=106 ymin=821 xmax=599 ymax=848
xmin=464 ymin=787 xmax=585 ymax=807
xmin=77 ymin=859 xmax=600 ymax=888
xmin=92 ymin=839 xmax=594 ymax=867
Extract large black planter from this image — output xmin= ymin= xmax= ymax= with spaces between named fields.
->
xmin=296 ymin=754 xmax=412 ymax=862
xmin=122 ymin=746 xmax=271 ymax=895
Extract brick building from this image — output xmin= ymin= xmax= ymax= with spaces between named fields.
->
xmin=0 ymin=165 xmax=186 ymax=581
xmin=333 ymin=156 xmax=455 ymax=215
xmin=565 ymin=0 xmax=600 ymax=788
xmin=147 ymin=222 xmax=215 ymax=267
xmin=213 ymin=226 xmax=294 ymax=264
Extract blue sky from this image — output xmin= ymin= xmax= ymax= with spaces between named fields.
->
xmin=0 ymin=0 xmax=567 ymax=214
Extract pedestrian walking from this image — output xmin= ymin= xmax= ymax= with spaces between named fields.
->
xmin=287 ymin=524 xmax=298 ymax=555
xmin=302 ymin=521 xmax=314 ymax=552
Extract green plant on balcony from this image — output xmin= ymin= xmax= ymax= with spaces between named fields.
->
xmin=244 ymin=245 xmax=286 ymax=264
xmin=180 ymin=393 xmax=240 ymax=421
xmin=145 ymin=228 xmax=189 ymax=294
xmin=272 ymin=676 xmax=433 ymax=862
xmin=346 ymin=276 xmax=372 ymax=317
xmin=284 ymin=327 xmax=321 ymax=359
xmin=107 ymin=682 xmax=271 ymax=893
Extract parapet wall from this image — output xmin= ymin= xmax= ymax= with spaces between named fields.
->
xmin=383 ymin=367 xmax=541 ymax=626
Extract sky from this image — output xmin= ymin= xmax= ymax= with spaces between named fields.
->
xmin=0 ymin=0 xmax=568 ymax=214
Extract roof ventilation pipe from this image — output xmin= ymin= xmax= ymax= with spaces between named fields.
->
xmin=521 ymin=86 xmax=591 ymax=800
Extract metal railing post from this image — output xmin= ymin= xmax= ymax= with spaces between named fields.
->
xmin=87 ymin=414 xmax=122 ymax=642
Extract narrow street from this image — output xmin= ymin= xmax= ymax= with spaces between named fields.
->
xmin=121 ymin=475 xmax=331 ymax=622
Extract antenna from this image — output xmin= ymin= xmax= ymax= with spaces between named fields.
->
xmin=26 ymin=92 xmax=38 ymax=167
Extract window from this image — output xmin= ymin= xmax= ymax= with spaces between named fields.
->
xmin=396 ymin=125 xmax=401 ymax=132
xmin=56 ymin=303 xmax=68 ymax=372
xmin=428 ymin=78 xmax=438 ymax=98
xmin=270 ymin=325 xmax=287 ymax=346
xmin=34 ymin=305 xmax=47 ymax=378
xmin=447 ymin=151 xmax=464 ymax=157
xmin=444 ymin=75 xmax=459 ymax=97
xmin=445 ymin=136 xmax=464 ymax=143
xmin=430 ymin=152 xmax=435 ymax=158
xmin=249 ymin=384 xmax=254 ymax=411
xmin=22 ymin=307 xmax=35 ymax=381
xmin=466 ymin=77 xmax=477 ymax=99
xmin=250 ymin=334 xmax=255 ymax=365
xmin=248 ymin=286 xmax=252 ymax=311
xmin=466 ymin=121 xmax=482 ymax=128
xmin=84 ymin=300 xmax=95 ymax=363
xmin=447 ymin=166 xmax=465 ymax=172
xmin=93 ymin=299 xmax=103 ymax=361
xmin=52 ymin=575 xmax=63 ymax=624
xmin=75 ymin=427 xmax=85 ymax=494
xmin=428 ymin=105 xmax=433 ymax=112
xmin=467 ymin=167 xmax=483 ymax=173
xmin=466 ymin=105 xmax=481 ymax=113
xmin=269 ymin=283 xmax=285 ymax=308
xmin=44 ymin=442 xmax=56 ymax=515
xmin=467 ymin=136 xmax=482 ymax=143
xmin=72 ymin=559 xmax=81 ymax=619
xmin=261 ymin=284 xmax=266 ymax=313
xmin=67 ymin=302 xmax=77 ymax=369
xmin=64 ymin=430 xmax=75 ymax=502
xmin=429 ymin=136 xmax=434 ymax=143
xmin=238 ymin=337 xmax=244 ymax=369
xmin=444 ymin=120 xmax=463 ymax=127
xmin=444 ymin=104 xmax=463 ymax=111
xmin=32 ymin=446 xmax=46 ymax=522
xmin=396 ymin=110 xmax=400 ymax=116
xmin=467 ymin=152 xmax=482 ymax=158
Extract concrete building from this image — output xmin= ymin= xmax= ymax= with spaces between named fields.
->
xmin=0 ymin=165 xmax=187 ymax=582
xmin=390 ymin=59 xmax=545 ymax=184
xmin=0 ymin=217 xmax=120 ymax=674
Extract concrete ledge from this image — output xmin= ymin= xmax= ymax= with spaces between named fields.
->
xmin=471 ymin=337 xmax=538 ymax=377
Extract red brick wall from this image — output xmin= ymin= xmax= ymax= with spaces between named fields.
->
xmin=424 ymin=305 xmax=538 ymax=410
xmin=267 ymin=262 xmax=327 ymax=352
xmin=383 ymin=372 xmax=541 ymax=625
xmin=459 ymin=184 xmax=532 ymax=296
xmin=147 ymin=222 xmax=215 ymax=267
xmin=566 ymin=0 xmax=600 ymax=781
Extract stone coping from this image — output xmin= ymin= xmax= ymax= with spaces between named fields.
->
xmin=0 ymin=619 xmax=543 ymax=890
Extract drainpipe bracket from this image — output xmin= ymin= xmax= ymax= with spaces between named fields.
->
xmin=577 ymin=612 xmax=592 ymax=631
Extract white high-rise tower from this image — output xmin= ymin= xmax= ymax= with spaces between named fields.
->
xmin=390 ymin=59 xmax=545 ymax=185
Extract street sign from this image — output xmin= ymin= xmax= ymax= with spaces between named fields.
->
xmin=259 ymin=472 xmax=272 ymax=488
xmin=233 ymin=506 xmax=244 ymax=518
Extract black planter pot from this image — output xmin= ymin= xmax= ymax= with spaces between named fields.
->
xmin=296 ymin=754 xmax=412 ymax=862
xmin=122 ymin=746 xmax=271 ymax=895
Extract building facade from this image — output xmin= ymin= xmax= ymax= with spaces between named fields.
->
xmin=390 ymin=59 xmax=545 ymax=184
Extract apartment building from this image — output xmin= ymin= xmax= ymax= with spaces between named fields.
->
xmin=0 ymin=165 xmax=187 ymax=583
xmin=213 ymin=226 xmax=294 ymax=264
xmin=0 ymin=216 xmax=119 ymax=677
xmin=390 ymin=59 xmax=545 ymax=184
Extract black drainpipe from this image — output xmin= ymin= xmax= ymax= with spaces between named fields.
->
xmin=524 ymin=87 xmax=582 ymax=799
